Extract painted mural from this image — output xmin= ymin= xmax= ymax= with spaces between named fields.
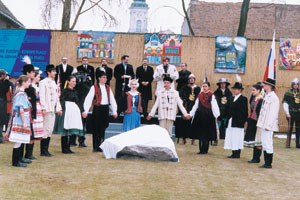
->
xmin=279 ymin=38 xmax=300 ymax=70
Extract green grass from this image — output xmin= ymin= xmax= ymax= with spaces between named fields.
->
xmin=0 ymin=135 xmax=300 ymax=200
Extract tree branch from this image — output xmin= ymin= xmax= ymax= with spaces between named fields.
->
xmin=80 ymin=0 xmax=102 ymax=14
xmin=70 ymin=0 xmax=86 ymax=30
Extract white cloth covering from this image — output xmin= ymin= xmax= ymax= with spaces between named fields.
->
xmin=224 ymin=118 xmax=244 ymax=150
xmin=261 ymin=129 xmax=274 ymax=153
xmin=64 ymin=101 xmax=83 ymax=130
xmin=100 ymin=125 xmax=179 ymax=162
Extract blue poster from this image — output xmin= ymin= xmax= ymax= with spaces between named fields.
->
xmin=0 ymin=29 xmax=51 ymax=77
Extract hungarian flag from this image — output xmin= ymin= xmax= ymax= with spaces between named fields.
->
xmin=263 ymin=31 xmax=276 ymax=81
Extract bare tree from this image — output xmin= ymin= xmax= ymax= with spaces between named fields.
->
xmin=41 ymin=0 xmax=118 ymax=31
xmin=182 ymin=0 xmax=194 ymax=36
xmin=237 ymin=0 xmax=250 ymax=36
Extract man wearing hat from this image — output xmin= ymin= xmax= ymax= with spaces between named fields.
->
xmin=224 ymin=80 xmax=248 ymax=159
xmin=153 ymin=57 xmax=179 ymax=96
xmin=175 ymin=74 xmax=200 ymax=145
xmin=20 ymin=64 xmax=38 ymax=162
xmin=214 ymin=78 xmax=232 ymax=143
xmin=39 ymin=64 xmax=62 ymax=157
xmin=257 ymin=78 xmax=279 ymax=169
xmin=83 ymin=71 xmax=118 ymax=152
xmin=147 ymin=77 xmax=190 ymax=137
xmin=0 ymin=69 xmax=10 ymax=143
xmin=282 ymin=78 xmax=300 ymax=148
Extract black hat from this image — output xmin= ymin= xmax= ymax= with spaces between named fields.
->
xmin=232 ymin=82 xmax=243 ymax=90
xmin=96 ymin=70 xmax=107 ymax=80
xmin=46 ymin=64 xmax=55 ymax=72
xmin=163 ymin=76 xmax=173 ymax=83
xmin=22 ymin=64 xmax=34 ymax=73
xmin=263 ymin=78 xmax=276 ymax=88
xmin=217 ymin=78 xmax=230 ymax=86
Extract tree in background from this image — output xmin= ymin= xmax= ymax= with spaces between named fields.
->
xmin=42 ymin=0 xmax=118 ymax=31
xmin=237 ymin=0 xmax=250 ymax=37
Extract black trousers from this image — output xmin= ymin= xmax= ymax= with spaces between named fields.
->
xmin=141 ymin=98 xmax=149 ymax=118
xmin=92 ymin=105 xmax=109 ymax=151
xmin=219 ymin=118 xmax=227 ymax=139
xmin=199 ymin=139 xmax=210 ymax=153
xmin=288 ymin=112 xmax=300 ymax=146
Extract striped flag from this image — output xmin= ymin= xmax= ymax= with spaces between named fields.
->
xmin=263 ymin=31 xmax=276 ymax=81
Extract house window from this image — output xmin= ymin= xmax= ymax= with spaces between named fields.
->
xmin=136 ymin=20 xmax=142 ymax=32
xmin=173 ymin=48 xmax=179 ymax=54
xmin=170 ymin=40 xmax=175 ymax=46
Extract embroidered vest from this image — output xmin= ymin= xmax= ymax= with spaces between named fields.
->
xmin=92 ymin=84 xmax=111 ymax=106
xmin=124 ymin=92 xmax=143 ymax=114
xmin=198 ymin=91 xmax=213 ymax=109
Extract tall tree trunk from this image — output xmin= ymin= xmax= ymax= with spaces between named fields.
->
xmin=182 ymin=0 xmax=195 ymax=36
xmin=61 ymin=0 xmax=72 ymax=31
xmin=237 ymin=0 xmax=250 ymax=36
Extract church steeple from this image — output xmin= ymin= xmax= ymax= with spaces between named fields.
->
xmin=128 ymin=0 xmax=149 ymax=33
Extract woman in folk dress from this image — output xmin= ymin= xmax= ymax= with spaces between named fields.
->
xmin=6 ymin=75 xmax=32 ymax=167
xmin=121 ymin=79 xmax=142 ymax=132
xmin=31 ymin=68 xmax=44 ymax=139
xmin=53 ymin=76 xmax=84 ymax=154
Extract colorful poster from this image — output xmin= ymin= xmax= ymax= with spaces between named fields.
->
xmin=144 ymin=33 xmax=182 ymax=65
xmin=0 ymin=29 xmax=51 ymax=77
xmin=279 ymin=38 xmax=300 ymax=70
xmin=77 ymin=31 xmax=115 ymax=62
xmin=215 ymin=36 xmax=247 ymax=74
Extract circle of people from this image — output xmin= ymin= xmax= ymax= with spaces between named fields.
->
xmin=1 ymin=55 xmax=298 ymax=169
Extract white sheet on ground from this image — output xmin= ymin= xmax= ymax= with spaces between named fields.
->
xmin=100 ymin=125 xmax=179 ymax=162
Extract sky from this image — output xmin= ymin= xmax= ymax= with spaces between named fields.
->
xmin=2 ymin=0 xmax=300 ymax=34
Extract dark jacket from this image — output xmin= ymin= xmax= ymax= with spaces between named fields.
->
xmin=136 ymin=65 xmax=154 ymax=100
xmin=113 ymin=63 xmax=135 ymax=99
xmin=214 ymin=88 xmax=232 ymax=120
xmin=25 ymin=85 xmax=37 ymax=119
xmin=95 ymin=66 xmax=113 ymax=86
xmin=176 ymin=70 xmax=191 ymax=91
xmin=77 ymin=64 xmax=95 ymax=85
xmin=226 ymin=95 xmax=248 ymax=128
xmin=0 ymin=79 xmax=10 ymax=100
xmin=179 ymin=85 xmax=201 ymax=113
xmin=55 ymin=64 xmax=74 ymax=91
xmin=60 ymin=88 xmax=83 ymax=113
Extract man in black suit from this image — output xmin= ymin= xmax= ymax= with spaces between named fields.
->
xmin=136 ymin=58 xmax=154 ymax=118
xmin=114 ymin=55 xmax=135 ymax=109
xmin=176 ymin=63 xmax=191 ymax=92
xmin=55 ymin=56 xmax=77 ymax=91
xmin=95 ymin=58 xmax=113 ymax=85
xmin=73 ymin=57 xmax=95 ymax=147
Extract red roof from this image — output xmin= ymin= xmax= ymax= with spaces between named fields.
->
xmin=79 ymin=33 xmax=93 ymax=39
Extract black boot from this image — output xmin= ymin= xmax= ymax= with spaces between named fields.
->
xmin=69 ymin=135 xmax=77 ymax=146
xmin=45 ymin=137 xmax=53 ymax=157
xmin=248 ymin=147 xmax=261 ymax=163
xmin=197 ymin=140 xmax=203 ymax=154
xmin=227 ymin=150 xmax=235 ymax=158
xmin=61 ymin=136 xmax=70 ymax=154
xmin=19 ymin=144 xmax=32 ymax=164
xmin=296 ymin=133 xmax=300 ymax=148
xmin=12 ymin=147 xmax=27 ymax=167
xmin=259 ymin=151 xmax=272 ymax=169
xmin=236 ymin=149 xmax=241 ymax=158
xmin=25 ymin=143 xmax=37 ymax=160
xmin=40 ymin=139 xmax=48 ymax=156
xmin=67 ymin=136 xmax=75 ymax=154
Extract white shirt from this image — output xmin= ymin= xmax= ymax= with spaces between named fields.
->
xmin=189 ymin=94 xmax=220 ymax=119
xmin=129 ymin=91 xmax=139 ymax=106
xmin=62 ymin=64 xmax=67 ymax=72
xmin=83 ymin=83 xmax=117 ymax=115
xmin=234 ymin=94 xmax=241 ymax=102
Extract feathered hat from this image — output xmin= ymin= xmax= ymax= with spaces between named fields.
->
xmin=232 ymin=74 xmax=243 ymax=90
xmin=21 ymin=55 xmax=34 ymax=73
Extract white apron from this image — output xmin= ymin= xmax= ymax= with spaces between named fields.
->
xmin=64 ymin=101 xmax=83 ymax=130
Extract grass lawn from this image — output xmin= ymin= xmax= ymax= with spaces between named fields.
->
xmin=0 ymin=134 xmax=300 ymax=200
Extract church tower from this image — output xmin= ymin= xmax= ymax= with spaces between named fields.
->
xmin=128 ymin=0 xmax=148 ymax=33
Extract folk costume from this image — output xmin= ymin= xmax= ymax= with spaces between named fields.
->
xmin=6 ymin=88 xmax=31 ymax=167
xmin=121 ymin=90 xmax=142 ymax=132
xmin=0 ymin=74 xmax=10 ymax=143
xmin=257 ymin=78 xmax=280 ymax=169
xmin=53 ymin=87 xmax=84 ymax=154
xmin=136 ymin=64 xmax=154 ymax=118
xmin=153 ymin=63 xmax=179 ymax=96
xmin=73 ymin=63 xmax=95 ymax=147
xmin=149 ymin=77 xmax=188 ymax=137
xmin=282 ymin=78 xmax=300 ymax=148
xmin=224 ymin=81 xmax=248 ymax=159
xmin=31 ymin=82 xmax=44 ymax=139
xmin=175 ymin=74 xmax=200 ymax=141
xmin=190 ymin=86 xmax=220 ymax=154
xmin=39 ymin=65 xmax=62 ymax=157
xmin=176 ymin=69 xmax=191 ymax=92
xmin=5 ymin=79 xmax=14 ymax=133
xmin=84 ymin=71 xmax=117 ymax=152
xmin=214 ymin=78 xmax=232 ymax=140
xmin=96 ymin=65 xmax=113 ymax=86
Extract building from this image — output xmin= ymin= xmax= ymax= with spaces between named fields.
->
xmin=128 ymin=0 xmax=148 ymax=33
xmin=181 ymin=0 xmax=300 ymax=40
xmin=0 ymin=0 xmax=24 ymax=29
